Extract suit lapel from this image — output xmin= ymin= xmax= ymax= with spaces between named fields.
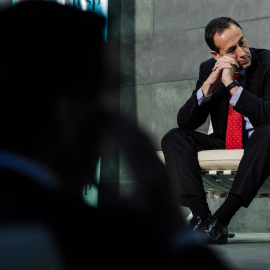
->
xmin=246 ymin=49 xmax=261 ymax=96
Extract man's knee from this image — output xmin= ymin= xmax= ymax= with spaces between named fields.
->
xmin=161 ymin=128 xmax=179 ymax=151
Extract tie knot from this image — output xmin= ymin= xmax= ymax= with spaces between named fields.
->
xmin=234 ymin=73 xmax=242 ymax=80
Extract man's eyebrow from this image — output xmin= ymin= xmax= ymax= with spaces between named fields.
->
xmin=226 ymin=36 xmax=245 ymax=53
xmin=238 ymin=36 xmax=244 ymax=43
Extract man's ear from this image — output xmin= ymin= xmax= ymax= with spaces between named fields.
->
xmin=210 ymin=50 xmax=220 ymax=61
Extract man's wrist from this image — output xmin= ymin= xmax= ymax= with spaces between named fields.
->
xmin=202 ymin=81 xmax=215 ymax=96
xmin=223 ymin=80 xmax=234 ymax=87
xmin=225 ymin=80 xmax=240 ymax=92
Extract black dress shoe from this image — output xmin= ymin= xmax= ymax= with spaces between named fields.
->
xmin=197 ymin=215 xmax=228 ymax=244
xmin=188 ymin=216 xmax=204 ymax=232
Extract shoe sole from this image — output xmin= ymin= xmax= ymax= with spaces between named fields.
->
xmin=207 ymin=236 xmax=228 ymax=245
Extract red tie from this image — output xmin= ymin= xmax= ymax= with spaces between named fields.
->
xmin=225 ymin=73 xmax=243 ymax=149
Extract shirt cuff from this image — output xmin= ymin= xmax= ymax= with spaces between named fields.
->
xmin=197 ymin=88 xmax=211 ymax=106
xmin=230 ymin=86 xmax=243 ymax=106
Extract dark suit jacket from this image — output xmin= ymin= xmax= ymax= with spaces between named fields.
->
xmin=177 ymin=48 xmax=270 ymax=141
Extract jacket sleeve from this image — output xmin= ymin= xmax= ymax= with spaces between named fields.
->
xmin=177 ymin=61 xmax=212 ymax=130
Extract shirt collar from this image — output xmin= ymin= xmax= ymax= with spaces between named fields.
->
xmin=236 ymin=69 xmax=246 ymax=75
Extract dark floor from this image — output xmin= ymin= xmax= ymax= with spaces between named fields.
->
xmin=208 ymin=233 xmax=270 ymax=270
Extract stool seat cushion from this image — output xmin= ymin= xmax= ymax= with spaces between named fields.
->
xmin=198 ymin=149 xmax=244 ymax=171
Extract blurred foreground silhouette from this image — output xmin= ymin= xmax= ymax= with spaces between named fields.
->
xmin=0 ymin=1 xmax=232 ymax=270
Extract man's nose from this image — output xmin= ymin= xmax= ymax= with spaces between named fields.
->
xmin=236 ymin=47 xmax=246 ymax=58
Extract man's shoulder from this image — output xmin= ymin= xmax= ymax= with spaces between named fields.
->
xmin=201 ymin=57 xmax=216 ymax=66
xmin=199 ymin=57 xmax=216 ymax=75
xmin=251 ymin=47 xmax=270 ymax=63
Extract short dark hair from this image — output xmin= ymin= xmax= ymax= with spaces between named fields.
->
xmin=205 ymin=17 xmax=242 ymax=53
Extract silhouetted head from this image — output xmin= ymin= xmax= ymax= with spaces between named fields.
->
xmin=0 ymin=0 xmax=115 ymax=195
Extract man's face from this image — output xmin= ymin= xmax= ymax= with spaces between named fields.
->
xmin=213 ymin=23 xmax=251 ymax=70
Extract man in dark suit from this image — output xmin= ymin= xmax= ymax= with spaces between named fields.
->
xmin=162 ymin=17 xmax=270 ymax=244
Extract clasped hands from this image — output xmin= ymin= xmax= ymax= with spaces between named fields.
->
xmin=202 ymin=56 xmax=240 ymax=97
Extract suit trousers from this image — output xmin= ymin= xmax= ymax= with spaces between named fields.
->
xmin=161 ymin=124 xmax=270 ymax=207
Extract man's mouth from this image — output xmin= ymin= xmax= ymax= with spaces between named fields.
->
xmin=239 ymin=55 xmax=250 ymax=65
